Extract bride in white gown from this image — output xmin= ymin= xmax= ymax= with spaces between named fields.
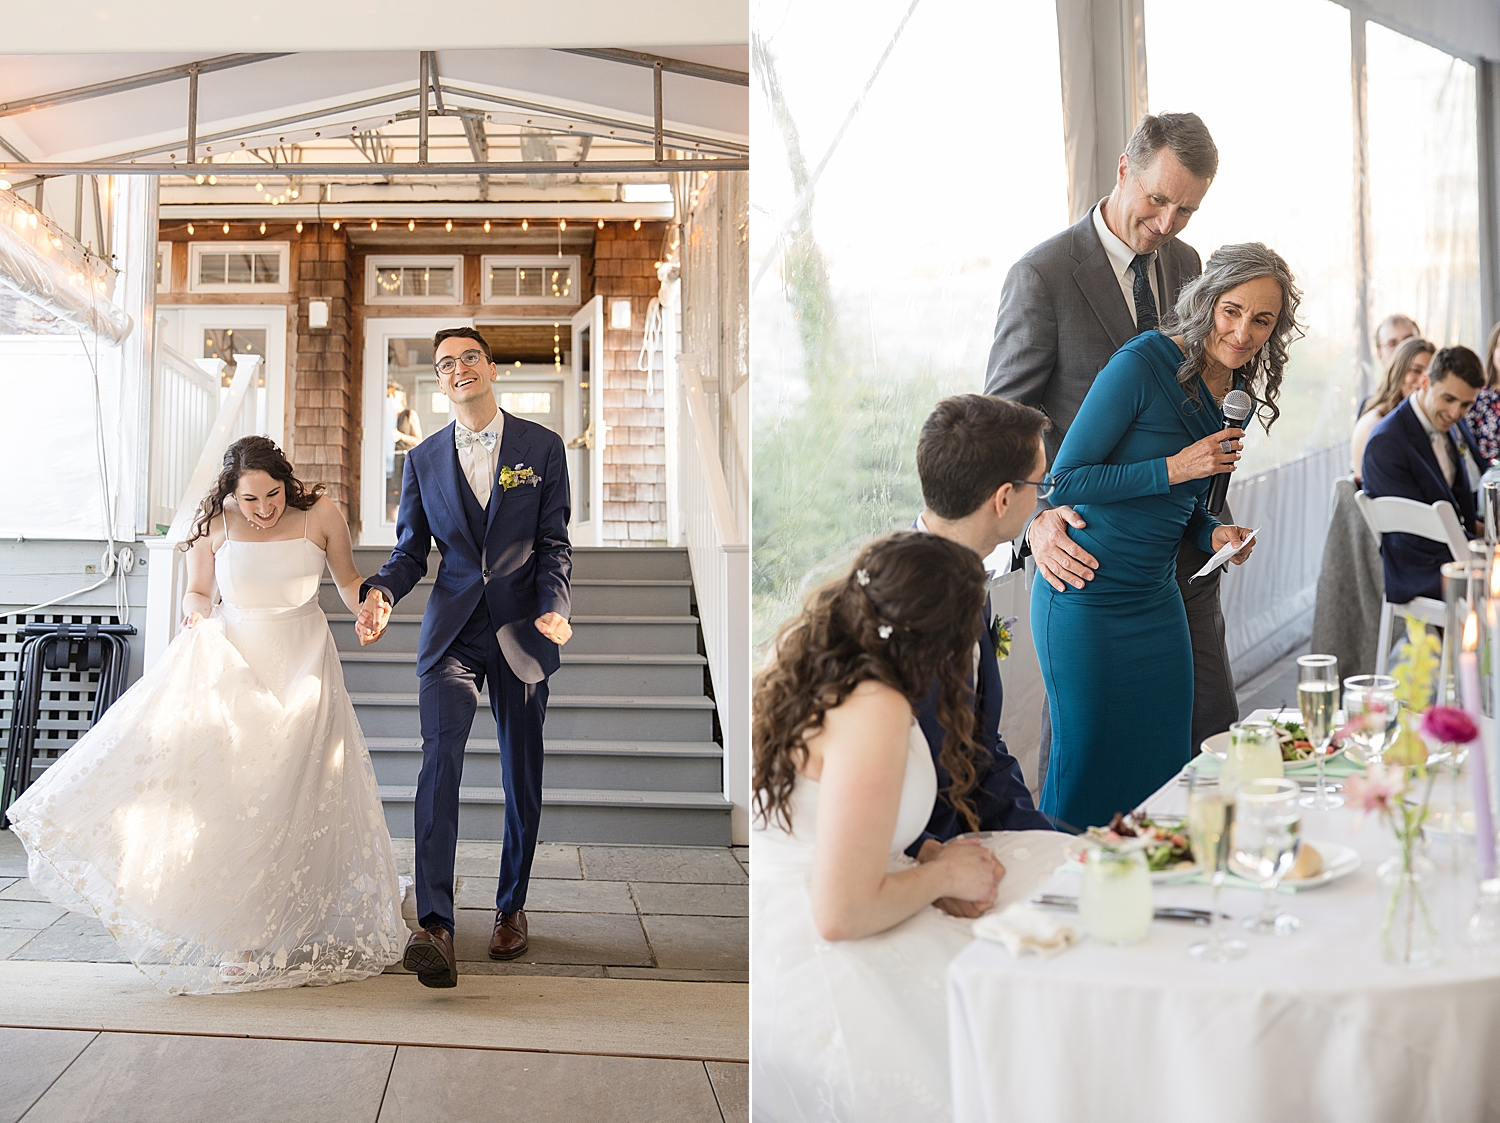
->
xmin=8 ymin=437 xmax=407 ymax=994
xmin=752 ymin=533 xmax=1008 ymax=1122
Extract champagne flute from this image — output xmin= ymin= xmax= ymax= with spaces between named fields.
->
xmin=1342 ymin=674 xmax=1398 ymax=766
xmin=1235 ymin=777 xmax=1303 ymax=935
xmin=1297 ymin=654 xmax=1343 ymax=810
xmin=1186 ymin=772 xmax=1246 ymax=961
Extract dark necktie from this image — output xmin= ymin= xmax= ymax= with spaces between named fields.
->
xmin=1130 ymin=254 xmax=1158 ymax=334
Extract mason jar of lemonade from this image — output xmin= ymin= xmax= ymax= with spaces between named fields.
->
xmin=1222 ymin=720 xmax=1284 ymax=791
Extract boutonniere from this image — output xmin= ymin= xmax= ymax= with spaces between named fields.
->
xmin=499 ymin=463 xmax=540 ymax=490
xmin=991 ymin=615 xmax=1018 ymax=660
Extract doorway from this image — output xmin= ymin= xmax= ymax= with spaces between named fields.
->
xmin=157 ymin=305 xmax=286 ymax=446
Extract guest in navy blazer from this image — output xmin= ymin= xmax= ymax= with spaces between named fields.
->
xmin=357 ymin=327 xmax=571 ymax=987
xmin=905 ymin=395 xmax=1054 ymax=913
xmin=1362 ymin=345 xmax=1485 ymax=604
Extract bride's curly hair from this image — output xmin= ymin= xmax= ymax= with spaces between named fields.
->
xmin=181 ymin=436 xmax=325 ymax=549
xmin=753 ymin=532 xmax=989 ymax=834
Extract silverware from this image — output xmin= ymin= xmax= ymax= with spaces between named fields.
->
xmin=1029 ymin=893 xmax=1230 ymax=924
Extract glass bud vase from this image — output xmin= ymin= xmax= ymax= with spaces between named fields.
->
xmin=1378 ymin=852 xmax=1441 ymax=968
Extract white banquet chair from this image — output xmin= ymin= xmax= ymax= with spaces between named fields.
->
xmin=1352 ymin=491 xmax=1469 ymax=679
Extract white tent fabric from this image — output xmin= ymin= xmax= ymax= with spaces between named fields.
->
xmin=0 ymin=190 xmax=131 ymax=344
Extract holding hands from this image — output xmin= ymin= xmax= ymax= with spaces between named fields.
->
xmin=356 ymin=589 xmax=391 ymax=646
xmin=1167 ymin=426 xmax=1244 ymax=485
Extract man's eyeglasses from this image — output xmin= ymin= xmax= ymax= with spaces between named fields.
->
xmin=435 ymin=349 xmax=488 ymax=376
xmin=1011 ymin=474 xmax=1055 ymax=501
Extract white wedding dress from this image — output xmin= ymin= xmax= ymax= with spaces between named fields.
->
xmin=752 ymin=723 xmax=977 ymax=1123
xmin=8 ymin=520 xmax=408 ymax=995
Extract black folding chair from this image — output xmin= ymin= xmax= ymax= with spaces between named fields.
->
xmin=1 ymin=621 xmax=136 ymax=825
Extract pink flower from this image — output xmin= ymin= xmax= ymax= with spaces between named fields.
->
xmin=1345 ymin=763 xmax=1405 ymax=817
xmin=1420 ymin=706 xmax=1478 ymax=746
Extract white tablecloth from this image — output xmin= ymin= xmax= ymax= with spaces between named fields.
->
xmin=947 ymin=769 xmax=1500 ymax=1123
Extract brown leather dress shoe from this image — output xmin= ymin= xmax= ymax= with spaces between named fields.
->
xmin=489 ymin=909 xmax=528 ymax=960
xmin=403 ymin=925 xmax=458 ymax=988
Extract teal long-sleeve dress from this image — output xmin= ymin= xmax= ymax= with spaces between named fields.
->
xmin=1034 ymin=331 xmax=1226 ymax=830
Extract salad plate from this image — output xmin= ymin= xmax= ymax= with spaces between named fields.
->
xmin=1199 ymin=716 xmax=1344 ymax=772
xmin=1064 ymin=814 xmax=1200 ymax=882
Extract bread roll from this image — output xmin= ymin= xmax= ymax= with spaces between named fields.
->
xmin=1289 ymin=843 xmax=1323 ymax=880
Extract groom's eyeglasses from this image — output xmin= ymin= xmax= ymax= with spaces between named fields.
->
xmin=435 ymin=349 xmax=488 ymax=376
xmin=1012 ymin=474 xmax=1055 ymax=501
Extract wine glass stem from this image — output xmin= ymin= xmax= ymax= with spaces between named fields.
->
xmin=1261 ymin=883 xmax=1276 ymax=925
xmin=1316 ymin=742 xmax=1327 ymax=796
xmin=1208 ymin=879 xmax=1224 ymax=948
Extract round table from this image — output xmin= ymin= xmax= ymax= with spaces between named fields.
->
xmin=946 ymin=768 xmax=1500 ymax=1123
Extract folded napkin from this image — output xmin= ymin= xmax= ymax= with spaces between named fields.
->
xmin=972 ymin=903 xmax=1078 ymax=958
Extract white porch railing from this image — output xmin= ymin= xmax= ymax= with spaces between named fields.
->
xmin=142 ymin=352 xmax=264 ymax=671
xmin=147 ymin=343 xmax=224 ymax=533
xmin=678 ymin=352 xmax=751 ymax=844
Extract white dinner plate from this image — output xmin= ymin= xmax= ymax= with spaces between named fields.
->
xmin=1060 ymin=837 xmax=1200 ymax=883
xmin=1229 ymin=839 xmax=1361 ymax=890
xmin=1198 ymin=731 xmax=1345 ymax=774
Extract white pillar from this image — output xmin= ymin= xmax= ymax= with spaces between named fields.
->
xmin=110 ymin=175 xmax=159 ymax=538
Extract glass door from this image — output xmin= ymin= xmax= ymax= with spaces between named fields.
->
xmin=361 ymin=316 xmax=472 ymax=546
xmin=568 ymin=297 xmax=605 ymax=545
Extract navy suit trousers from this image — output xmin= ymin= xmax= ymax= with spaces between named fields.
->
xmin=413 ymin=598 xmax=547 ymax=933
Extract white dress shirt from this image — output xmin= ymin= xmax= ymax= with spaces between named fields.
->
xmin=1409 ymin=395 xmax=1457 ymax=488
xmin=1093 ymin=199 xmax=1160 ymax=327
xmin=456 ymin=410 xmax=504 ymax=508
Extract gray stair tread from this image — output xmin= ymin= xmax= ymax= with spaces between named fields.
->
xmin=378 ymin=784 xmax=732 ymax=809
xmin=339 ymin=651 xmax=705 ymax=665
xmin=352 ymin=692 xmax=715 ymax=709
xmin=364 ymin=737 xmax=723 ymax=757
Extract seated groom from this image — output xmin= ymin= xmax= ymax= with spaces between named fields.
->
xmin=1362 ymin=345 xmax=1485 ymax=603
xmin=908 ymin=395 xmax=1054 ymax=906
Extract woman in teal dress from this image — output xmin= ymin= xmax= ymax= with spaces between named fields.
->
xmin=1035 ymin=243 xmax=1303 ymax=829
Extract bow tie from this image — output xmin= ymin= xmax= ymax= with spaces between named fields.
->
xmin=455 ymin=425 xmax=497 ymax=451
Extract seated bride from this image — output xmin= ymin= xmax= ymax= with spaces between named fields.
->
xmin=751 ymin=532 xmax=1009 ymax=1122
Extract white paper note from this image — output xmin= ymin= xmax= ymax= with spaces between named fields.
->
xmin=1190 ymin=526 xmax=1260 ymax=582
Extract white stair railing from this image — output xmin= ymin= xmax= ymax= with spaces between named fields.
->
xmin=143 ymin=353 xmax=264 ymax=671
xmin=147 ymin=345 xmax=222 ymax=533
xmin=678 ymin=354 xmax=751 ymax=844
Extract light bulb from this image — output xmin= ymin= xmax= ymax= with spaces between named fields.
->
xmin=187 ymin=223 xmax=195 ymax=235
xmin=0 ymin=179 xmax=10 ymax=190
xmin=290 ymin=189 xmax=299 ymax=199
xmin=223 ymin=223 xmax=230 ymax=233
xmin=514 ymin=360 xmax=521 ymax=368
xmin=445 ymin=219 xmax=452 ymax=232
xmin=195 ymin=174 xmax=205 ymax=184
xmin=483 ymin=220 xmax=491 ymax=233
xmin=50 ymin=235 xmax=60 ymax=247
xmin=633 ymin=219 xmax=642 ymax=231
xmin=208 ymin=175 xmax=216 ymax=185
xmin=333 ymin=220 xmax=340 ymax=230
xmin=559 ymin=219 xmax=566 ymax=231
xmin=295 ymin=221 xmax=303 ymax=233
xmin=598 ymin=219 xmax=605 ymax=229
xmin=371 ymin=220 xmax=378 ymax=231
xmin=255 ymin=182 xmax=263 ymax=192
xmin=272 ymin=197 xmax=279 ymax=205
xmin=408 ymin=219 xmax=415 ymax=231
xmin=259 ymin=222 xmax=266 ymax=234
xmin=521 ymin=219 xmax=528 ymax=231
xmin=264 ymin=193 xmax=271 ymax=203
xmin=27 ymin=213 xmax=36 ymax=228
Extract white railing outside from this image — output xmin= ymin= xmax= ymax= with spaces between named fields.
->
xmin=679 ymin=354 xmax=751 ymax=843
xmin=142 ymin=353 xmax=264 ymax=671
xmin=147 ymin=344 xmax=223 ymax=533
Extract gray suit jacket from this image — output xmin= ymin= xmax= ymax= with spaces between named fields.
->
xmin=983 ymin=206 xmax=1203 ymax=465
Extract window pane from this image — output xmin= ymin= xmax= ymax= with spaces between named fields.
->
xmin=418 ymin=266 xmax=454 ymax=297
xmin=548 ymin=266 xmax=572 ymax=299
xmin=490 ymin=266 xmax=518 ymax=297
xmin=517 ymin=266 xmax=543 ymax=297
xmin=197 ymin=252 xmax=226 ymax=285
xmin=1366 ymin=23 xmax=1481 ymax=355
xmin=500 ymin=391 xmax=553 ymax=414
xmin=225 ymin=253 xmax=254 ymax=284
xmin=1146 ymin=0 xmax=1356 ymax=475
xmin=253 ymin=253 xmax=281 ymax=285
xmin=751 ymin=0 xmax=1067 ymax=639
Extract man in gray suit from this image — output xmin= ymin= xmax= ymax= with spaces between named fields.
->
xmin=984 ymin=112 xmax=1237 ymax=762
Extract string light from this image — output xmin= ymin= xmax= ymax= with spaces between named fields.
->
xmin=597 ymin=218 xmax=605 ymax=229
xmin=559 ymin=218 xmax=566 ymax=231
xmin=223 ymin=222 xmax=230 ymax=234
xmin=0 ymin=179 xmax=10 ymax=191
xmin=208 ymin=175 xmax=216 ymax=185
xmin=290 ymin=189 xmax=299 ymax=199
xmin=255 ymin=182 xmax=264 ymax=192
xmin=187 ymin=222 xmax=195 ymax=235
xmin=521 ymin=219 xmax=528 ymax=231
xmin=633 ymin=219 xmax=641 ymax=231
xmin=483 ymin=220 xmax=491 ymax=233
xmin=332 ymin=220 xmax=341 ymax=230
xmin=371 ymin=219 xmax=378 ymax=231
xmin=445 ymin=219 xmax=453 ymax=232
xmin=259 ymin=221 xmax=266 ymax=234
xmin=295 ymin=221 xmax=303 ymax=233
xmin=195 ymin=174 xmax=205 ymax=184
xmin=408 ymin=219 xmax=415 ymax=231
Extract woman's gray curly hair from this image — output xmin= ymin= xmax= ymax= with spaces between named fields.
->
xmin=1163 ymin=242 xmax=1303 ymax=432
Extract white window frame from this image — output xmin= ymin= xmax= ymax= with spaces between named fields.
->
xmin=187 ymin=241 xmax=290 ymax=294
xmin=364 ymin=255 xmax=465 ymax=305
xmin=156 ymin=241 xmax=173 ymax=293
xmin=481 ymin=254 xmax=583 ymax=306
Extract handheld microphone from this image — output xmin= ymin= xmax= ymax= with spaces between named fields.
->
xmin=1206 ymin=390 xmax=1253 ymax=517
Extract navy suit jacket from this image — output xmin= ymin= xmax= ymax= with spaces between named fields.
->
xmin=1361 ymin=397 xmax=1479 ymax=604
xmin=906 ymin=591 xmax=1053 ymax=856
xmin=362 ymin=411 xmax=572 ymax=682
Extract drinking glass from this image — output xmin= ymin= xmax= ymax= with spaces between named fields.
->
xmin=1224 ymin=721 xmax=1283 ymax=791
xmin=1341 ymin=675 xmax=1399 ymax=766
xmin=1079 ymin=847 xmax=1152 ymax=946
xmin=1186 ymin=772 xmax=1247 ymax=961
xmin=1235 ymin=777 xmax=1303 ymax=935
xmin=1298 ymin=654 xmax=1343 ymax=809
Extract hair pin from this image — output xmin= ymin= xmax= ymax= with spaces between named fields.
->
xmin=856 ymin=569 xmax=871 ymax=587
xmin=878 ymin=624 xmax=893 ymax=639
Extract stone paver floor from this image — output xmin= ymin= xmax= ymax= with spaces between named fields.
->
xmin=0 ymin=831 xmax=748 ymax=983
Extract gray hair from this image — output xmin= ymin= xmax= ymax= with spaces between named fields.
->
xmin=1374 ymin=313 xmax=1420 ymax=350
xmin=1164 ymin=242 xmax=1303 ymax=431
xmin=1124 ymin=112 xmax=1219 ymax=182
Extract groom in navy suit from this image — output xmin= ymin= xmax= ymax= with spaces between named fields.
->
xmin=357 ymin=327 xmax=571 ymax=988
xmin=1362 ymin=345 xmax=1485 ymax=605
xmin=907 ymin=395 xmax=1054 ymax=915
